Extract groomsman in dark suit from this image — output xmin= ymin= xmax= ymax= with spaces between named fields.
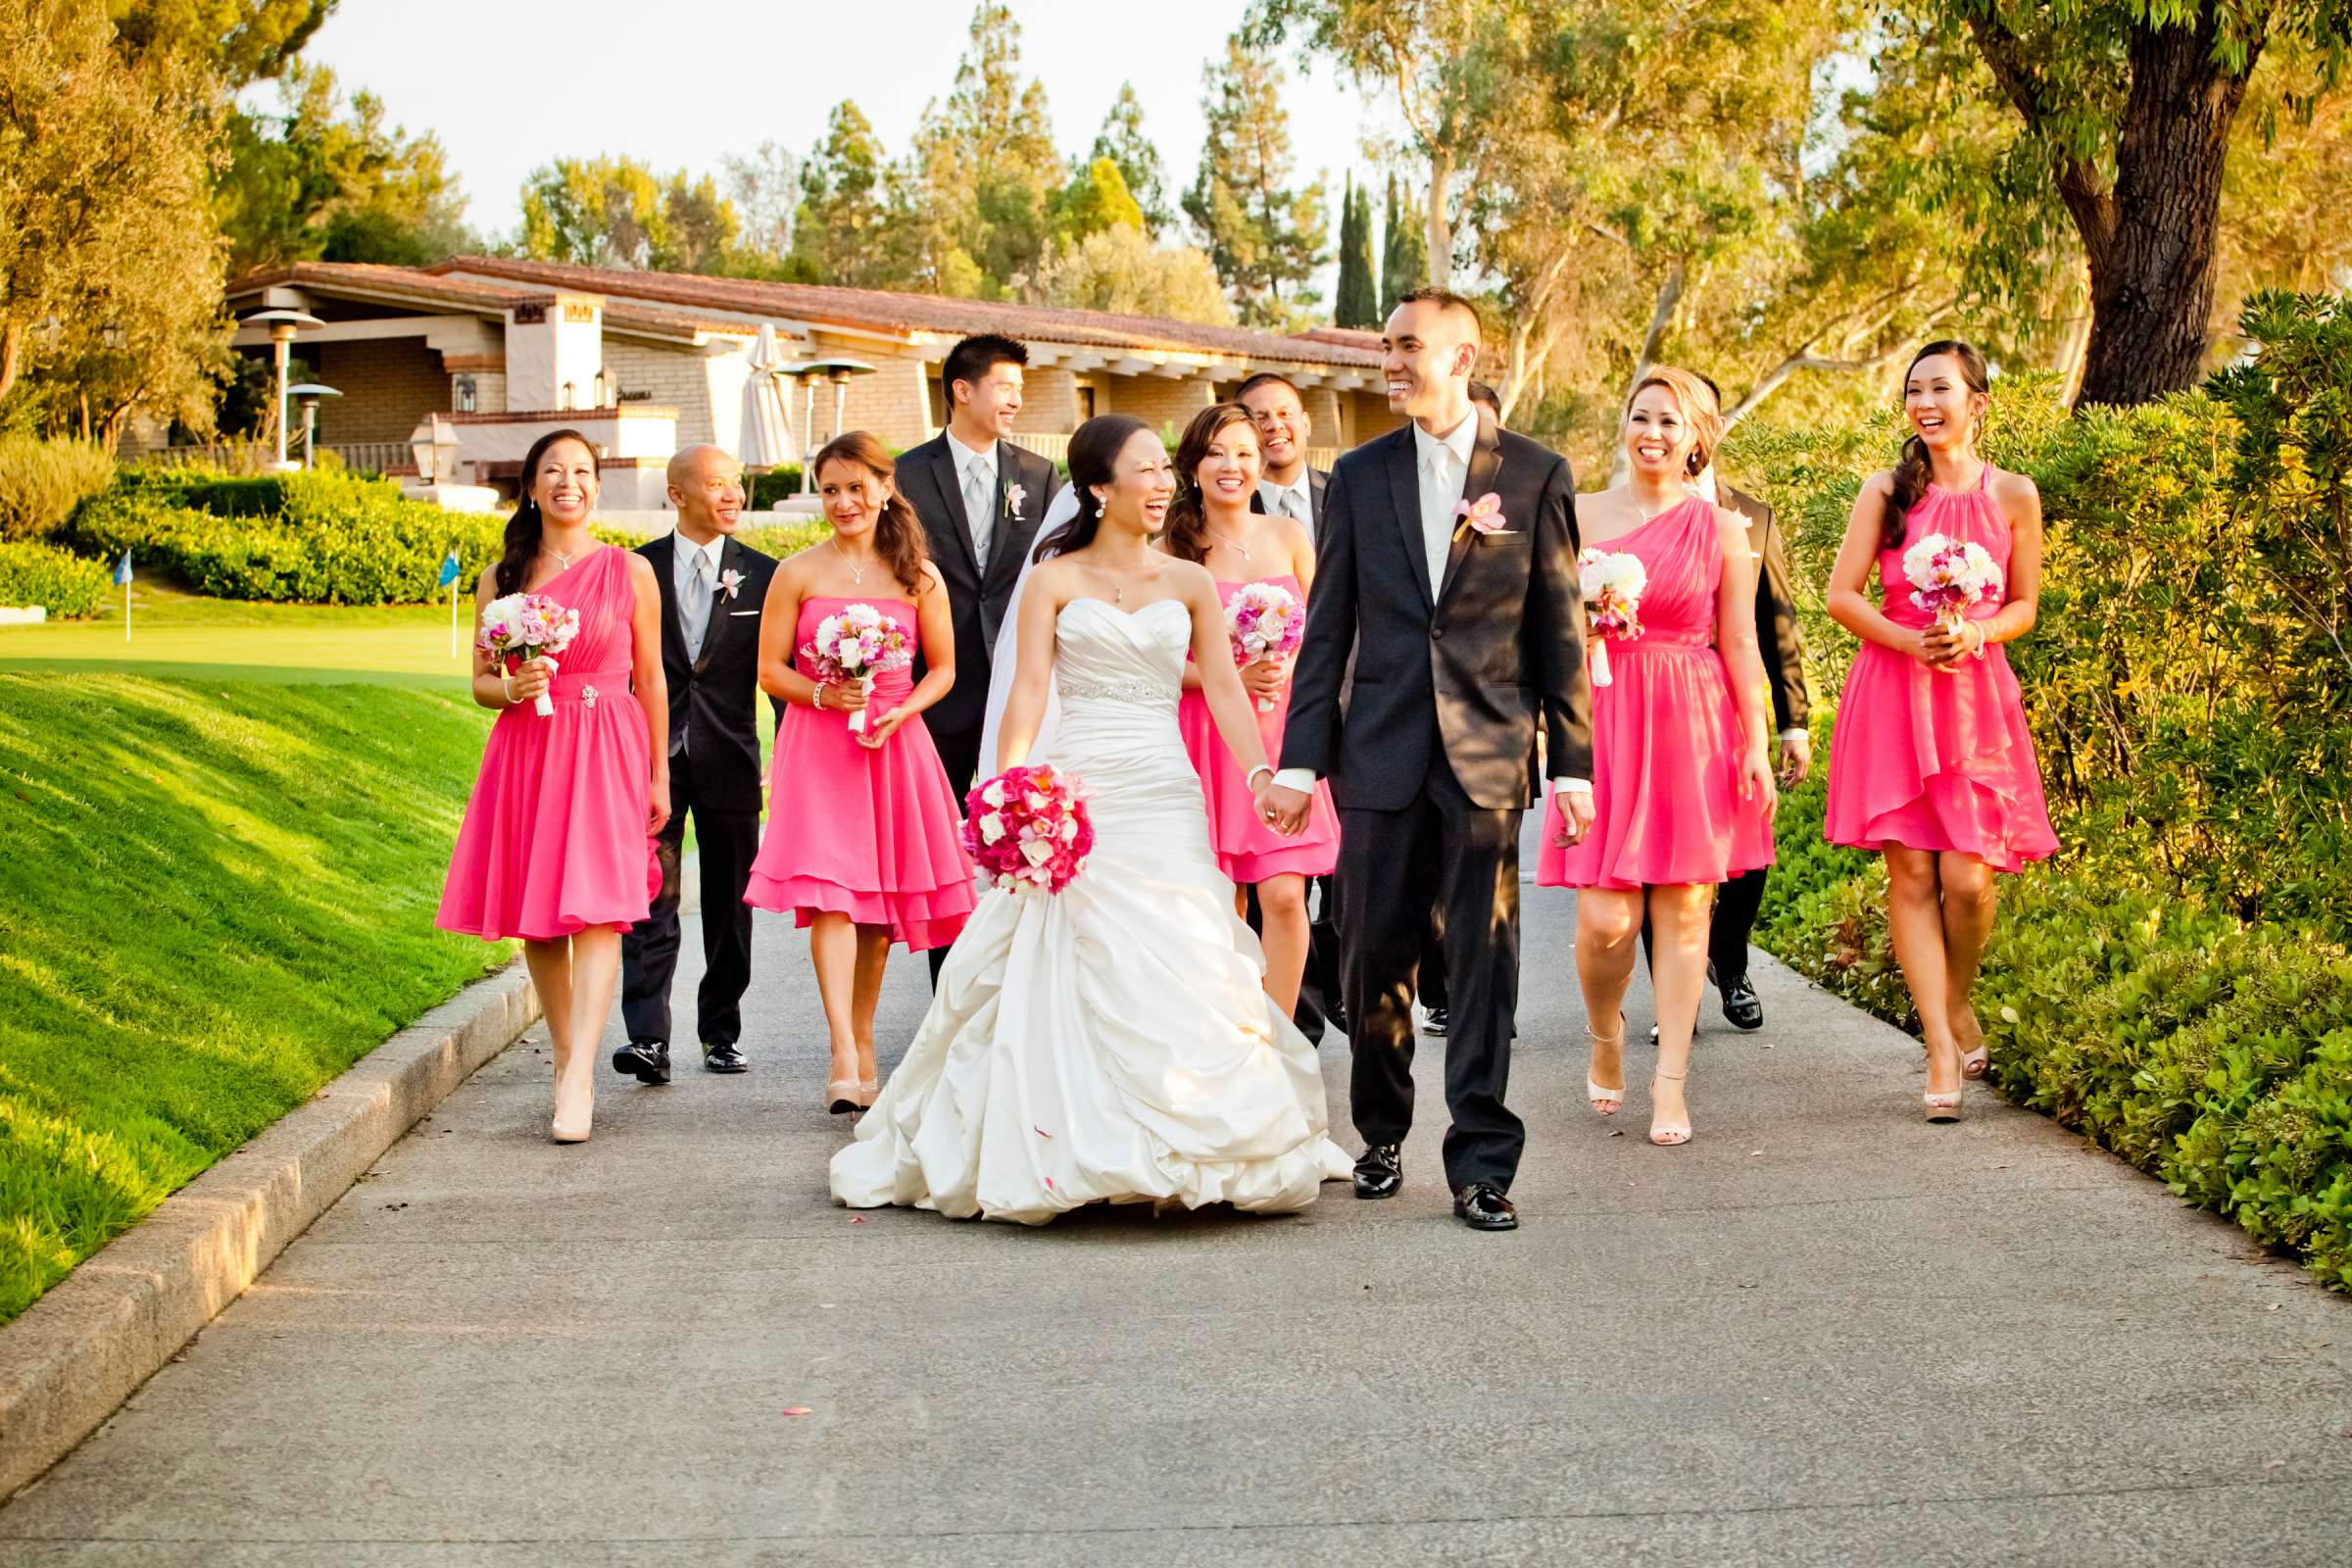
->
xmin=617 ymin=445 xmax=781 ymax=1082
xmin=1643 ymin=376 xmax=1812 ymax=1035
xmin=1237 ymin=371 xmax=1343 ymax=1042
xmin=895 ymin=333 xmax=1064 ymax=979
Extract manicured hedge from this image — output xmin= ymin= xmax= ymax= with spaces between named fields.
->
xmin=0 ymin=540 xmax=112 ymax=618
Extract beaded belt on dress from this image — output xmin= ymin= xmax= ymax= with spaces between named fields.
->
xmin=1057 ymin=675 xmax=1177 ymax=707
xmin=546 ymin=669 xmax=630 ymax=710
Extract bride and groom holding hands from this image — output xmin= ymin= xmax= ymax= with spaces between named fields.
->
xmin=833 ymin=288 xmax=1596 ymax=1233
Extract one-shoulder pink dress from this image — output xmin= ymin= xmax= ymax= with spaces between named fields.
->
xmin=1176 ymin=575 xmax=1341 ymax=884
xmin=1538 ymin=498 xmax=1776 ymax=890
xmin=437 ymin=545 xmax=656 ymax=941
xmin=743 ymin=595 xmax=975 ymax=951
xmin=1824 ymin=467 xmax=2057 ymax=870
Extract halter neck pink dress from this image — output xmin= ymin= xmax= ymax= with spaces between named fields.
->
xmin=1824 ymin=466 xmax=2057 ymax=870
xmin=743 ymin=595 xmax=975 ymax=951
xmin=1538 ymin=497 xmax=1776 ymax=890
xmin=437 ymin=545 xmax=657 ymax=941
xmin=1176 ymin=575 xmax=1340 ymax=884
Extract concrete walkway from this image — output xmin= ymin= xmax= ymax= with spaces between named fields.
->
xmin=6 ymin=827 xmax=2349 ymax=1565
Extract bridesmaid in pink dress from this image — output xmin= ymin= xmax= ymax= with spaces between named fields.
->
xmin=745 ymin=432 xmax=974 ymax=1115
xmin=438 ymin=429 xmax=670 ymax=1145
xmin=1537 ymin=368 xmax=1777 ymax=1147
xmin=1824 ymin=340 xmax=2056 ymax=1122
xmin=1157 ymin=403 xmax=1340 ymax=1017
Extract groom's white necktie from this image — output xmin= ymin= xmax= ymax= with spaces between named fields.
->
xmin=1418 ymin=443 xmax=1462 ymax=595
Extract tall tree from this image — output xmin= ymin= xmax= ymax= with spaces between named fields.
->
xmin=108 ymin=0 xmax=334 ymax=84
xmin=1034 ymin=226 xmax=1235 ymax=324
xmin=1333 ymin=175 xmax=1379 ymax=327
xmin=518 ymin=156 xmax=739 ymax=273
xmin=1248 ymin=0 xmax=1490 ymax=288
xmin=721 ymin=140 xmax=799 ymax=270
xmin=1379 ymin=173 xmax=1427 ymax=307
xmin=217 ymin=63 xmax=468 ymax=272
xmin=1091 ymin=82 xmax=1174 ymax=235
xmin=1184 ymin=36 xmax=1329 ymax=328
xmin=1 ymin=0 xmax=226 ymax=431
xmin=1055 ymin=157 xmax=1147 ymax=244
xmin=1943 ymin=0 xmax=2352 ymax=406
xmin=789 ymin=101 xmax=917 ymax=290
xmin=905 ymin=1 xmax=1061 ymax=296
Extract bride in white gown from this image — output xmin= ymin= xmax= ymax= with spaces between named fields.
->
xmin=830 ymin=416 xmax=1351 ymax=1223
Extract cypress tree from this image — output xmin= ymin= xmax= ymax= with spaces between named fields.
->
xmin=1380 ymin=174 xmax=1428 ymax=309
xmin=1333 ymin=175 xmax=1378 ymax=328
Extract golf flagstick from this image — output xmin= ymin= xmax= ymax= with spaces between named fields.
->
xmin=438 ymin=549 xmax=464 ymax=658
xmin=114 ymin=550 xmax=133 ymax=642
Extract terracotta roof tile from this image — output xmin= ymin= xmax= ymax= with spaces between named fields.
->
xmin=224 ymin=262 xmax=750 ymax=340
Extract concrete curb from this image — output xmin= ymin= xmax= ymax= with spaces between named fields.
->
xmin=0 ymin=962 xmax=540 ymax=1500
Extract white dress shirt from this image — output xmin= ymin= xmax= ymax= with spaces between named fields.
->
xmin=1258 ymin=474 xmax=1313 ymax=528
xmin=949 ymin=430 xmax=999 ymax=565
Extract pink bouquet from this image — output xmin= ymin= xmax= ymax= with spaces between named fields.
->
xmin=477 ymin=592 xmax=580 ymax=716
xmin=962 ymin=764 xmax=1095 ymax=894
xmin=800 ymin=601 xmax=913 ymax=735
xmin=1576 ymin=547 xmax=1647 ymax=688
xmin=1225 ymin=581 xmax=1305 ymax=711
xmin=1901 ymin=532 xmax=2002 ymax=669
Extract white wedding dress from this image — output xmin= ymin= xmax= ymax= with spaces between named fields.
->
xmin=830 ymin=596 xmax=1352 ymax=1224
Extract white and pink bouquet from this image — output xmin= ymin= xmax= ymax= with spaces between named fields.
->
xmin=1902 ymin=533 xmax=2002 ymax=667
xmin=800 ymin=601 xmax=913 ymax=735
xmin=962 ymin=764 xmax=1095 ymax=894
xmin=1577 ymin=547 xmax=1647 ymax=688
xmin=1226 ymin=581 xmax=1305 ymax=711
xmin=477 ymin=592 xmax=579 ymax=716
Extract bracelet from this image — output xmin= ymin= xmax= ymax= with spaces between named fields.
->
xmin=1246 ymin=764 xmax=1275 ymax=790
xmin=1968 ymin=623 xmax=1988 ymax=659
xmin=499 ymin=672 xmax=514 ymax=706
xmin=812 ymin=683 xmax=828 ymax=710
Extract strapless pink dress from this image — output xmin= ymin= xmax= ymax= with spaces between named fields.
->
xmin=743 ymin=595 xmax=975 ymax=951
xmin=1539 ymin=498 xmax=1776 ymax=890
xmin=1824 ymin=468 xmax=2057 ymax=870
xmin=437 ymin=545 xmax=657 ymax=941
xmin=1175 ymin=575 xmax=1340 ymax=884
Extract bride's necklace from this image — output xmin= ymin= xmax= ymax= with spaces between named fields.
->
xmin=831 ymin=537 xmax=873 ymax=586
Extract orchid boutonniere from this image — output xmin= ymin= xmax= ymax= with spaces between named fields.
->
xmin=1004 ymin=482 xmax=1028 ymax=517
xmin=718 ymin=567 xmax=745 ymax=601
xmin=1451 ymin=492 xmax=1511 ymax=541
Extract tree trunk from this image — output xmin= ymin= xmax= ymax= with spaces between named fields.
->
xmin=1611 ymin=261 xmax=1688 ymax=483
xmin=0 ymin=321 xmax=20 ymax=405
xmin=1425 ymin=144 xmax=1454 ymax=290
xmin=2074 ymin=16 xmax=2253 ymax=407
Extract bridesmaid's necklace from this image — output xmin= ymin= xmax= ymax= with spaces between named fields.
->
xmin=541 ymin=542 xmax=578 ymax=567
xmin=831 ymin=537 xmax=871 ymax=586
xmin=1204 ymin=518 xmax=1255 ymax=561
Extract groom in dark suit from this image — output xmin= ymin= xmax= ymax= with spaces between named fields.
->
xmin=1262 ymin=289 xmax=1595 ymax=1232
xmin=895 ymin=333 xmax=1064 ymax=979
xmin=616 ymin=444 xmax=780 ymax=1082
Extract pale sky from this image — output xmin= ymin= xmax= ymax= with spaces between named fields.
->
xmin=283 ymin=0 xmax=1384 ymax=244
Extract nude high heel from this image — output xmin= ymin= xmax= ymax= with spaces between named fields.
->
xmin=825 ymin=1079 xmax=860 ymax=1115
xmin=1648 ymin=1070 xmax=1691 ymax=1147
xmin=1924 ymin=1085 xmax=1964 ymax=1123
xmin=550 ymin=1032 xmax=594 ymax=1145
xmin=1587 ymin=1014 xmax=1627 ymax=1116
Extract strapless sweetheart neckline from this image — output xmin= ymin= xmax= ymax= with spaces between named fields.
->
xmin=1057 ymin=596 xmax=1191 ymax=622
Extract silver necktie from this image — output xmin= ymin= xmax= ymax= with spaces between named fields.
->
xmin=682 ymin=548 xmax=713 ymax=661
xmin=964 ymin=462 xmax=995 ymax=572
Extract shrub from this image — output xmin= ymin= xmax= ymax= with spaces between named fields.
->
xmin=746 ymin=466 xmax=806 ymax=511
xmin=0 ymin=541 xmax=111 ymax=618
xmin=0 ymin=436 xmax=116 ymax=543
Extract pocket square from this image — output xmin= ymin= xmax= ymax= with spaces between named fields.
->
xmin=728 ymin=610 xmax=760 ymax=616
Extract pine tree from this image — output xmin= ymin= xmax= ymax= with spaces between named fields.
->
xmin=1090 ymin=83 xmax=1173 ymax=236
xmin=1333 ymin=175 xmax=1378 ymax=327
xmin=788 ymin=101 xmax=917 ymax=289
xmin=1380 ymin=173 xmax=1427 ymax=311
xmin=906 ymin=2 xmax=1060 ymax=297
xmin=1181 ymin=36 xmax=1328 ymax=329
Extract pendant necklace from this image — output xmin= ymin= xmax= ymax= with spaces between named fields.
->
xmin=543 ymin=542 xmax=577 ymax=568
xmin=831 ymin=538 xmax=869 ymax=586
xmin=1205 ymin=523 xmax=1254 ymax=561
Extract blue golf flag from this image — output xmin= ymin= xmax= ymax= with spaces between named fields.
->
xmin=437 ymin=549 xmax=462 ymax=588
xmin=112 ymin=550 xmax=132 ymax=586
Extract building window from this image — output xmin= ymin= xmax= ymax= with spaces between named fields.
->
xmin=454 ymin=375 xmax=476 ymax=414
xmin=1076 ymin=384 xmax=1097 ymax=420
xmin=927 ymin=371 xmax=948 ymax=430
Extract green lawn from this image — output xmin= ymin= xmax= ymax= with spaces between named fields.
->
xmin=0 ymin=672 xmax=508 ymax=1321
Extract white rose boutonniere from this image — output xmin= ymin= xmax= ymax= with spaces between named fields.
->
xmin=1005 ymin=483 xmax=1028 ymax=516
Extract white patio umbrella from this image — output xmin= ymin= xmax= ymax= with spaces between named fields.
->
xmin=739 ymin=323 xmax=799 ymax=469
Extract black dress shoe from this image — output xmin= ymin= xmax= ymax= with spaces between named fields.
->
xmin=1453 ymin=1183 xmax=1518 ymax=1231
xmin=1719 ymin=972 xmax=1764 ymax=1031
xmin=612 ymin=1040 xmax=671 ymax=1085
xmin=1352 ymin=1144 xmax=1403 ymax=1200
xmin=703 ymin=1041 xmax=749 ymax=1074
xmin=1422 ymin=1006 xmax=1448 ymax=1037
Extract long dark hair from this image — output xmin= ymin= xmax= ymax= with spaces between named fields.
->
xmin=1162 ymin=403 xmax=1260 ymax=564
xmin=812 ymin=430 xmax=930 ymax=595
xmin=1884 ymin=340 xmax=1989 ymax=550
xmin=495 ymin=427 xmax=595 ymax=596
xmin=1036 ymin=414 xmax=1152 ymax=561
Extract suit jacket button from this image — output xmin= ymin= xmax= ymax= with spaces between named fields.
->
xmin=1431 ymin=625 xmax=1446 ymax=639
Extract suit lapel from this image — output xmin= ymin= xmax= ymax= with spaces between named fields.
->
xmin=1384 ymin=431 xmax=1435 ymax=613
xmin=921 ymin=440 xmax=981 ymax=581
xmin=691 ymin=537 xmax=737 ymax=675
xmin=1436 ymin=408 xmax=1502 ymax=609
xmin=647 ymin=535 xmax=689 ymax=671
xmin=1308 ymin=467 xmax=1330 ymax=545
